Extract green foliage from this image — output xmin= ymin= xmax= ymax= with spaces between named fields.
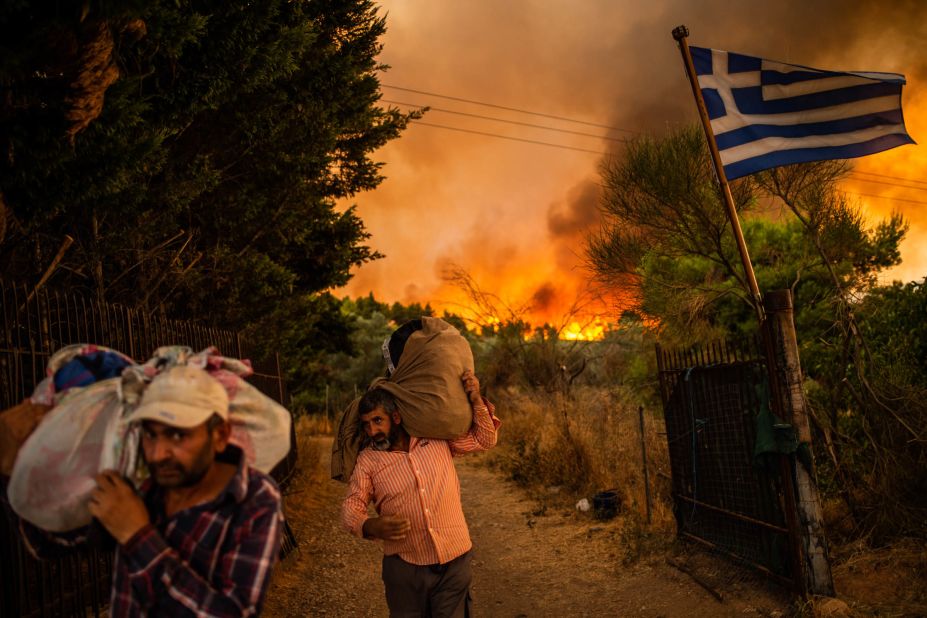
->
xmin=807 ymin=279 xmax=927 ymax=539
xmin=858 ymin=279 xmax=927 ymax=389
xmin=244 ymin=291 xmax=353 ymax=414
xmin=1 ymin=0 xmax=415 ymax=328
xmin=589 ymin=124 xmax=923 ymax=542
xmin=1 ymin=1 xmax=423 ymax=418
xmin=316 ymin=310 xmax=392 ymax=415
xmin=588 ymin=124 xmax=758 ymax=338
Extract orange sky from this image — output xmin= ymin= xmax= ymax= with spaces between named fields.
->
xmin=339 ymin=1 xmax=927 ymax=328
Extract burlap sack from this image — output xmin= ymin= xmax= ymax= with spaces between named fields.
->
xmin=331 ymin=316 xmax=474 ymax=481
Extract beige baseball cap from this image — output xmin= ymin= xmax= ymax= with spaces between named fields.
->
xmin=127 ymin=365 xmax=229 ymax=428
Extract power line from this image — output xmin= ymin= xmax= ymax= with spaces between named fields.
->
xmin=850 ymin=170 xmax=927 ymax=187
xmin=383 ymin=99 xmax=628 ymax=144
xmin=847 ymin=191 xmax=927 ymax=206
xmin=408 ymin=121 xmax=926 ymax=201
xmin=384 ymin=85 xmax=925 ymax=205
xmin=382 ymin=84 xmax=638 ymax=134
xmin=409 ymin=120 xmax=608 ymax=155
xmin=847 ymin=174 xmax=927 ymax=192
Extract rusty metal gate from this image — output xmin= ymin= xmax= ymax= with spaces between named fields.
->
xmin=1 ymin=279 xmax=294 ymax=617
xmin=656 ymin=339 xmax=796 ymax=588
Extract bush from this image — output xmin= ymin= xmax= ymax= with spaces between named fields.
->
xmin=484 ymin=385 xmax=675 ymax=532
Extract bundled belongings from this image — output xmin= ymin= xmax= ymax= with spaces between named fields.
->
xmin=143 ymin=346 xmax=293 ymax=475
xmin=7 ymin=344 xmax=292 ymax=532
xmin=7 ymin=344 xmax=141 ymax=532
xmin=332 ymin=316 xmax=475 ymax=481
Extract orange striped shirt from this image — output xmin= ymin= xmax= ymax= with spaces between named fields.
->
xmin=341 ymin=401 xmax=500 ymax=565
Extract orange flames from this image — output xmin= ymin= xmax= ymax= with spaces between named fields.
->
xmin=562 ymin=317 xmax=607 ymax=341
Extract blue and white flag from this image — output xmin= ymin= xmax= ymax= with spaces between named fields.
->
xmin=690 ymin=46 xmax=915 ymax=180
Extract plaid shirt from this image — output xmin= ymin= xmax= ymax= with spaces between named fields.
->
xmin=17 ymin=449 xmax=283 ymax=617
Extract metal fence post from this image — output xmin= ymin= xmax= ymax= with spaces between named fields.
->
xmin=638 ymin=405 xmax=652 ymax=524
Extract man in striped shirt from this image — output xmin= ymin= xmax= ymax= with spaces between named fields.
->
xmin=341 ymin=369 xmax=500 ymax=617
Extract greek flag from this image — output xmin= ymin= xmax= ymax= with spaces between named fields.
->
xmin=691 ymin=46 xmax=915 ymax=180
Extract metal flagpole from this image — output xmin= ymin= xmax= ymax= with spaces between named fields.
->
xmin=671 ymin=25 xmax=764 ymax=324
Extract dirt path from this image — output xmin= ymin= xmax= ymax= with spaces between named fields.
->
xmin=264 ymin=437 xmax=789 ymax=617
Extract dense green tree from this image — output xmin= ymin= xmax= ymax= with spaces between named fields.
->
xmin=1 ymin=1 xmax=416 ymax=330
xmin=1 ymin=1 xmax=423 ymax=417
xmin=587 ymin=125 xmax=757 ymax=342
xmin=589 ymin=125 xmax=905 ymax=346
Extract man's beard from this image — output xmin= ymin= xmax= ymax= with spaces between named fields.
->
xmin=147 ymin=437 xmax=214 ymax=488
xmin=371 ymin=425 xmax=400 ymax=451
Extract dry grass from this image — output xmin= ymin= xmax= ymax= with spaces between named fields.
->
xmin=485 ymin=385 xmax=675 ymax=534
xmin=828 ymin=537 xmax=927 ymax=616
xmin=295 ymin=413 xmax=334 ymax=436
xmin=284 ymin=387 xmax=926 ymax=612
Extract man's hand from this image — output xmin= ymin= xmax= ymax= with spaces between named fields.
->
xmin=88 ymin=470 xmax=149 ymax=545
xmin=462 ymin=370 xmax=482 ymax=407
xmin=363 ymin=515 xmax=411 ymax=541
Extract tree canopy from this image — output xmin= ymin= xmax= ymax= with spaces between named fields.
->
xmin=588 ymin=125 xmax=906 ymax=344
xmin=0 ymin=0 xmax=415 ymax=329
xmin=588 ymin=125 xmax=926 ymax=540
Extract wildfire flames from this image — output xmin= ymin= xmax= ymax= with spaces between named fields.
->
xmin=562 ymin=318 xmax=607 ymax=341
xmin=341 ymin=2 xmax=927 ymax=337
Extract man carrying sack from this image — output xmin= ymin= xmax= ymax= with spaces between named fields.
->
xmin=3 ymin=365 xmax=284 ymax=617
xmin=339 ymin=317 xmax=501 ymax=617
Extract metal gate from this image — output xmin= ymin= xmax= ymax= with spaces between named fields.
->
xmin=656 ymin=339 xmax=796 ymax=588
xmin=1 ymin=278 xmax=294 ymax=617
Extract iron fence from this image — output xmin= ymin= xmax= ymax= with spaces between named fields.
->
xmin=1 ymin=278 xmax=294 ymax=617
xmin=656 ymin=338 xmax=795 ymax=588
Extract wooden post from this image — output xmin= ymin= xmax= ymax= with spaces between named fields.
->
xmin=764 ymin=290 xmax=834 ymax=596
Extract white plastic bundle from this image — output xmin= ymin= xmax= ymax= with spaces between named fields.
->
xmin=144 ymin=346 xmax=292 ymax=474
xmin=8 ymin=345 xmax=291 ymax=532
xmin=9 ymin=377 xmax=140 ymax=531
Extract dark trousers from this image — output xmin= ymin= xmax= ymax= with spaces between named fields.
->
xmin=381 ymin=551 xmax=472 ymax=618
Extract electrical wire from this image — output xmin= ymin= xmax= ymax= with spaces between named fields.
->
xmin=846 ymin=191 xmax=927 ymax=206
xmin=408 ymin=120 xmax=609 ymax=155
xmin=381 ymin=83 xmax=637 ymax=134
xmin=382 ymin=85 xmax=925 ymax=206
xmin=850 ymin=170 xmax=927 ymax=187
xmin=847 ymin=175 xmax=927 ymax=192
xmin=383 ymin=99 xmax=629 ymax=144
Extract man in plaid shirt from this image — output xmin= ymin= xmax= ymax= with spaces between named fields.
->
xmin=12 ymin=365 xmax=284 ymax=617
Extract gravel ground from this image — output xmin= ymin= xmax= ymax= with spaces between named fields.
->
xmin=262 ymin=436 xmax=790 ymax=617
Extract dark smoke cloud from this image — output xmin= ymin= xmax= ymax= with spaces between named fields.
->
xmin=531 ymin=283 xmax=558 ymax=313
xmin=547 ymin=179 xmax=602 ymax=238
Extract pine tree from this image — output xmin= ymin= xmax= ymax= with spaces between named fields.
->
xmin=0 ymin=0 xmax=415 ymax=329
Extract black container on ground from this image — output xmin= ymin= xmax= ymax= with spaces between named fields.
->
xmin=592 ymin=490 xmax=620 ymax=520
